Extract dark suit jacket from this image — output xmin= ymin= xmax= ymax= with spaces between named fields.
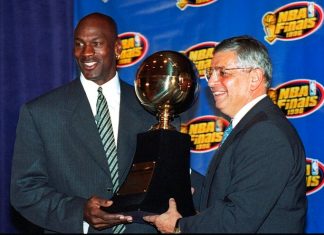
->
xmin=10 ymin=79 xmax=158 ymax=233
xmin=183 ymin=96 xmax=307 ymax=233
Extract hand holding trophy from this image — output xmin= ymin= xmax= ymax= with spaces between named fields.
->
xmin=105 ymin=50 xmax=199 ymax=223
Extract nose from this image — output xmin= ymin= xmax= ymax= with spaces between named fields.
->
xmin=82 ymin=44 xmax=95 ymax=57
xmin=208 ymin=71 xmax=219 ymax=87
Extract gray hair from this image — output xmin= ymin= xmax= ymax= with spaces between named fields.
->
xmin=214 ymin=35 xmax=272 ymax=88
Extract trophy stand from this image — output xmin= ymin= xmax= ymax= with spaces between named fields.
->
xmin=105 ymin=129 xmax=195 ymax=222
xmin=151 ymin=104 xmax=175 ymax=130
xmin=102 ymin=50 xmax=199 ymax=223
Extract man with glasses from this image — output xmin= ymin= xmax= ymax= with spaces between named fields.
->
xmin=144 ymin=35 xmax=307 ymax=233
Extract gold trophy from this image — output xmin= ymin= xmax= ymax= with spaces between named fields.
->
xmin=135 ymin=50 xmax=198 ymax=130
xmin=105 ymin=51 xmax=199 ymax=222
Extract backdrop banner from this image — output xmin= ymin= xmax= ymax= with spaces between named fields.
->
xmin=74 ymin=0 xmax=324 ymax=233
xmin=2 ymin=0 xmax=323 ymax=233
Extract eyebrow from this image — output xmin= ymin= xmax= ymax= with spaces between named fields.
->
xmin=74 ymin=36 xmax=104 ymax=41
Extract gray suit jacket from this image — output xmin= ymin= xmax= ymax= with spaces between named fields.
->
xmin=10 ymin=78 xmax=158 ymax=233
xmin=183 ymin=96 xmax=307 ymax=233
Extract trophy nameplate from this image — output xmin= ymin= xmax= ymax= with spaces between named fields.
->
xmin=117 ymin=161 xmax=156 ymax=196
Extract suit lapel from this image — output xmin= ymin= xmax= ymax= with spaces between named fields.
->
xmin=200 ymin=96 xmax=272 ymax=209
xmin=117 ymin=81 xmax=144 ymax=183
xmin=64 ymin=80 xmax=111 ymax=176
xmin=63 ymin=80 xmax=153 ymax=185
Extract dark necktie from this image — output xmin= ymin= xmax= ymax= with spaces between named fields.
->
xmin=96 ymin=87 xmax=125 ymax=233
xmin=220 ymin=121 xmax=233 ymax=146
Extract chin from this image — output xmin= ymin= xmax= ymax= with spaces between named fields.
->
xmin=83 ymin=72 xmax=98 ymax=80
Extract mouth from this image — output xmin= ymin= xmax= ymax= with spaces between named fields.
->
xmin=212 ymin=91 xmax=226 ymax=96
xmin=211 ymin=90 xmax=228 ymax=106
xmin=81 ymin=61 xmax=98 ymax=70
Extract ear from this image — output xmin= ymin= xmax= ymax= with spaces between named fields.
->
xmin=115 ymin=38 xmax=122 ymax=59
xmin=250 ymin=68 xmax=264 ymax=91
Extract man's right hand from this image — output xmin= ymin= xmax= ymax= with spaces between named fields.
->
xmin=83 ymin=196 xmax=132 ymax=230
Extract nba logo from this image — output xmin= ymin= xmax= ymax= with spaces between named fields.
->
xmin=311 ymin=159 xmax=319 ymax=176
xmin=308 ymin=2 xmax=315 ymax=18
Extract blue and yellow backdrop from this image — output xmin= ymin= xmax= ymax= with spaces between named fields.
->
xmin=1 ymin=0 xmax=323 ymax=233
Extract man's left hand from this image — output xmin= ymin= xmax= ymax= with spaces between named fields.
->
xmin=143 ymin=198 xmax=182 ymax=233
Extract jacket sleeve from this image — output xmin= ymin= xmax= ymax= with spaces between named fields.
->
xmin=10 ymin=104 xmax=87 ymax=233
xmin=180 ymin=121 xmax=305 ymax=233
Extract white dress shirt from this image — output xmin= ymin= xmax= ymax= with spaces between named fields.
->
xmin=80 ymin=72 xmax=121 ymax=143
xmin=80 ymin=72 xmax=121 ymax=234
xmin=231 ymin=94 xmax=267 ymax=128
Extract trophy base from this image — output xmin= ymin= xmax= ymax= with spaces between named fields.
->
xmin=101 ymin=193 xmax=157 ymax=223
xmin=102 ymin=129 xmax=196 ymax=223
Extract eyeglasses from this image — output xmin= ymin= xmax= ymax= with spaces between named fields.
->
xmin=204 ymin=67 xmax=254 ymax=82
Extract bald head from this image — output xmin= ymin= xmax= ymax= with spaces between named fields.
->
xmin=75 ymin=13 xmax=118 ymax=40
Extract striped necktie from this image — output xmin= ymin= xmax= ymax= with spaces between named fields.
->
xmin=96 ymin=87 xmax=125 ymax=233
xmin=220 ymin=121 xmax=233 ymax=146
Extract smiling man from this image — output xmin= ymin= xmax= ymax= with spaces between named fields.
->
xmin=144 ymin=35 xmax=307 ymax=233
xmin=74 ymin=14 xmax=119 ymax=85
xmin=10 ymin=13 xmax=157 ymax=233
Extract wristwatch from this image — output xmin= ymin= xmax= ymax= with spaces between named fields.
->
xmin=173 ymin=218 xmax=181 ymax=234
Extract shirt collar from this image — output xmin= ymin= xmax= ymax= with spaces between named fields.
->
xmin=80 ymin=72 xmax=120 ymax=100
xmin=80 ymin=72 xmax=120 ymax=94
xmin=80 ymin=72 xmax=121 ymax=116
xmin=232 ymin=94 xmax=267 ymax=128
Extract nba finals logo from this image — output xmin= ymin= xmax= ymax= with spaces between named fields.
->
xmin=268 ymin=79 xmax=324 ymax=118
xmin=262 ymin=1 xmax=323 ymax=44
xmin=177 ymin=0 xmax=217 ymax=11
xmin=183 ymin=42 xmax=218 ymax=78
xmin=181 ymin=115 xmax=229 ymax=153
xmin=117 ymin=32 xmax=148 ymax=68
xmin=306 ymin=158 xmax=324 ymax=195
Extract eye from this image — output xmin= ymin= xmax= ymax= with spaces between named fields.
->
xmin=206 ymin=68 xmax=214 ymax=79
xmin=93 ymin=41 xmax=103 ymax=47
xmin=208 ymin=68 xmax=213 ymax=77
xmin=74 ymin=41 xmax=84 ymax=48
xmin=219 ymin=69 xmax=227 ymax=77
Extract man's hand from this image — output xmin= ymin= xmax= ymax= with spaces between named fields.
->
xmin=143 ymin=198 xmax=182 ymax=233
xmin=83 ymin=196 xmax=132 ymax=230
